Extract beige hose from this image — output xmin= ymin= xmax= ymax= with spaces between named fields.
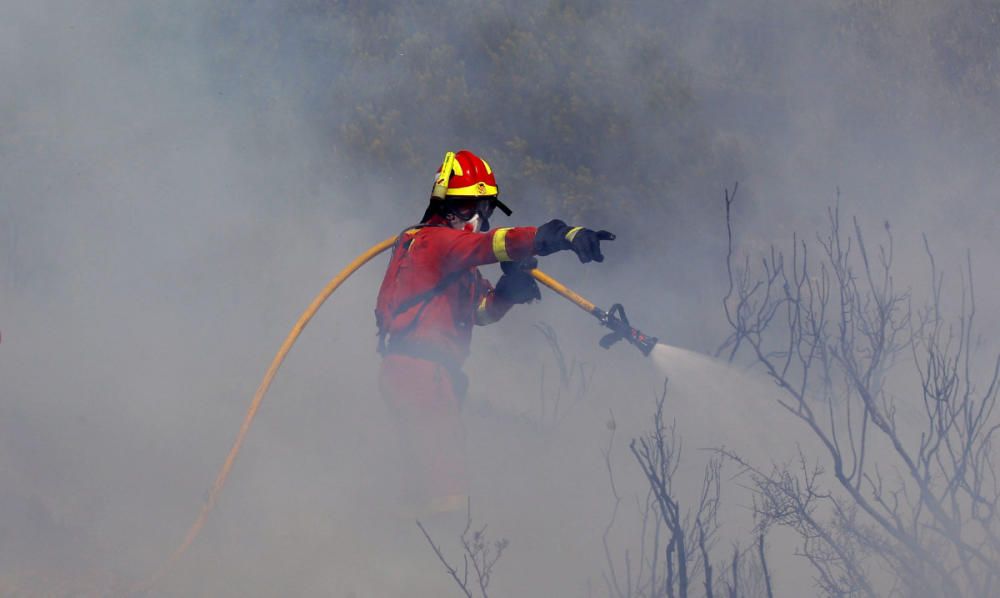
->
xmin=529 ymin=268 xmax=599 ymax=315
xmin=137 ymin=233 xmax=592 ymax=592
xmin=137 ymin=235 xmax=398 ymax=592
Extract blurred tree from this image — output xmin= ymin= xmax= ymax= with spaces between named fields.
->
xmin=200 ymin=0 xmax=729 ymax=245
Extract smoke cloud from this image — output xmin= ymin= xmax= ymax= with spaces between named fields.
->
xmin=3 ymin=0 xmax=998 ymax=595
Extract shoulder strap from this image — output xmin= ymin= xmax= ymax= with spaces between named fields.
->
xmin=390 ymin=268 xmax=467 ymax=318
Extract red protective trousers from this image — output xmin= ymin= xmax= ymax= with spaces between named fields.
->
xmin=379 ymin=353 xmax=468 ymax=505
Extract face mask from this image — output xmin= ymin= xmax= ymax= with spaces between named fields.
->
xmin=446 ymin=198 xmax=496 ymax=233
xmin=450 ymin=212 xmax=482 ymax=233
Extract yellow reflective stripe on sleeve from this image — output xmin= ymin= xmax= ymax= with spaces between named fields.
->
xmin=565 ymin=226 xmax=584 ymax=242
xmin=492 ymin=227 xmax=513 ymax=262
xmin=476 ymin=294 xmax=498 ymax=325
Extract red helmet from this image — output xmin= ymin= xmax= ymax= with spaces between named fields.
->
xmin=430 ymin=150 xmax=511 ymax=216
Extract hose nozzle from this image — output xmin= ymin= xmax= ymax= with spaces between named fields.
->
xmin=596 ymin=303 xmax=658 ymax=356
xmin=528 ymin=268 xmax=659 ymax=358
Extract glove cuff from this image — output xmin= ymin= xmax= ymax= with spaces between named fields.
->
xmin=534 ymin=219 xmax=574 ymax=256
xmin=565 ymin=226 xmax=584 ymax=242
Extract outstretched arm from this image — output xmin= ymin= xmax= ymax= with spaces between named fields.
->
xmin=432 ymin=220 xmax=615 ymax=272
xmin=431 ymin=226 xmax=538 ymax=272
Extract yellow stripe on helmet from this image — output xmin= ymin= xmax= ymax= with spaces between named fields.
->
xmin=445 ymin=183 xmax=500 ymax=197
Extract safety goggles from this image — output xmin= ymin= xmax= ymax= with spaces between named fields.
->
xmin=451 ymin=198 xmax=497 ymax=221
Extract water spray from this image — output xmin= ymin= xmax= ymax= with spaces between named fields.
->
xmin=137 ymin=232 xmax=660 ymax=592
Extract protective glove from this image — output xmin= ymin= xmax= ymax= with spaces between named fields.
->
xmin=534 ymin=219 xmax=616 ymax=263
xmin=495 ymin=257 xmax=542 ymax=304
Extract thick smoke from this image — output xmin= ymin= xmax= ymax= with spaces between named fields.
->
xmin=3 ymin=1 xmax=998 ymax=595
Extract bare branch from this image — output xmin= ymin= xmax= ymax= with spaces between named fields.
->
xmin=417 ymin=499 xmax=507 ymax=598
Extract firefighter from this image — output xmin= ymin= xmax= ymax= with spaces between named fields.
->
xmin=375 ymin=150 xmax=613 ymax=515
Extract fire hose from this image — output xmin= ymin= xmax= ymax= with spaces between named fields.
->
xmin=137 ymin=233 xmax=656 ymax=592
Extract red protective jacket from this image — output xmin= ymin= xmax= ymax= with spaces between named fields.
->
xmin=375 ymin=217 xmax=538 ymax=368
